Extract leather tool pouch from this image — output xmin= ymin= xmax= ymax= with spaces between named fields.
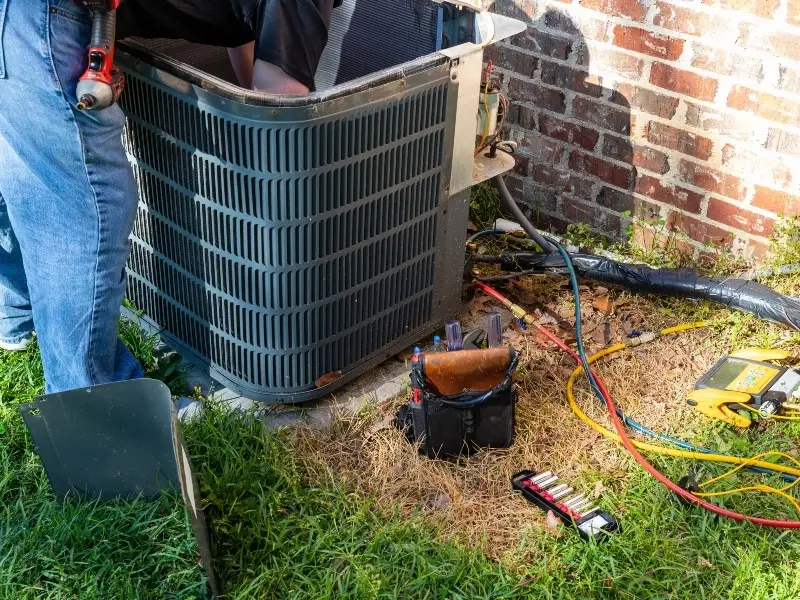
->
xmin=397 ymin=348 xmax=517 ymax=458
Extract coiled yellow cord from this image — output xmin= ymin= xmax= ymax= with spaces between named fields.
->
xmin=693 ymin=451 xmax=800 ymax=515
xmin=565 ymin=323 xmax=800 ymax=485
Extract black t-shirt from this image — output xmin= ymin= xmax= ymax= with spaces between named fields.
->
xmin=117 ymin=0 xmax=343 ymax=89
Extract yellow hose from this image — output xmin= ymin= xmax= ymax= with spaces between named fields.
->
xmin=565 ymin=323 xmax=800 ymax=480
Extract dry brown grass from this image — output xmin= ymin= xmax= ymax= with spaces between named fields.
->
xmin=287 ymin=283 xmax=744 ymax=561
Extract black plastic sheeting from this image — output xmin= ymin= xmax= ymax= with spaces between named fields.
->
xmin=479 ymin=252 xmax=800 ymax=331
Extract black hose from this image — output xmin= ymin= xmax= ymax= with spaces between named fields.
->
xmin=491 ymin=175 xmax=556 ymax=254
xmin=476 ymin=250 xmax=800 ymax=331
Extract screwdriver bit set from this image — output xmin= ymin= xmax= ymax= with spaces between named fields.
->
xmin=512 ymin=470 xmax=619 ymax=541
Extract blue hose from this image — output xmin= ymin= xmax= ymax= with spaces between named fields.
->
xmin=545 ymin=236 xmax=796 ymax=483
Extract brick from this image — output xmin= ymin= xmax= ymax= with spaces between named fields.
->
xmin=598 ymin=188 xmax=660 ymax=219
xmin=579 ymin=0 xmax=647 ymax=22
xmin=634 ymin=221 xmax=697 ymax=255
xmin=739 ymin=24 xmax=800 ymax=63
xmin=610 ymin=83 xmax=680 ymax=119
xmin=646 ymin=121 xmax=713 ymax=160
xmin=515 ymin=28 xmax=573 ymax=60
xmin=612 ymin=25 xmax=684 ymax=60
xmin=509 ymin=78 xmax=566 ymax=113
xmin=563 ymin=199 xmax=623 ymax=234
xmin=791 ymin=0 xmax=800 ymax=27
xmin=569 ymin=150 xmax=633 ymax=188
xmin=566 ymin=176 xmax=597 ymax=199
xmin=685 ymin=103 xmax=764 ymax=144
xmin=540 ymin=62 xmax=602 ymax=97
xmin=505 ymin=174 xmax=524 ymax=202
xmin=513 ymin=155 xmax=532 ymax=177
xmin=529 ymin=186 xmax=561 ymax=213
xmin=543 ymin=10 xmax=608 ymax=42
xmin=603 ymin=136 xmax=671 ymax=174
xmin=707 ymin=198 xmax=774 ymax=237
xmin=602 ymin=135 xmax=633 ymax=163
xmin=578 ymin=44 xmax=644 ymax=79
xmin=634 ymin=174 xmax=703 ymax=213
xmin=654 ymin=2 xmax=737 ymax=39
xmin=597 ymin=187 xmax=661 ymax=220
xmin=678 ymin=160 xmax=747 ymax=201
xmin=533 ymin=165 xmax=597 ymax=201
xmin=535 ymin=212 xmax=573 ymax=234
xmin=533 ymin=164 xmax=570 ymax=188
xmin=632 ymin=145 xmax=671 ymax=174
xmin=597 ymin=187 xmax=635 ymax=213
xmin=727 ymin=86 xmax=800 ymax=128
xmin=766 ymin=129 xmax=800 ymax=157
xmin=667 ymin=212 xmax=735 ymax=247
xmin=650 ymin=63 xmax=718 ymax=102
xmin=493 ymin=0 xmax=537 ymax=20
xmin=520 ymin=133 xmax=564 ymax=163
xmin=721 ymin=144 xmax=793 ymax=188
xmin=485 ymin=45 xmax=538 ymax=79
xmin=701 ymin=0 xmax=780 ymax=18
xmin=690 ymin=44 xmax=763 ymax=80
xmin=538 ymin=114 xmax=599 ymax=150
xmin=753 ymin=186 xmax=800 ymax=216
xmin=747 ymin=240 xmax=769 ymax=260
xmin=572 ymin=96 xmax=631 ymax=136
xmin=509 ymin=105 xmax=536 ymax=130
xmin=778 ymin=65 xmax=800 ymax=94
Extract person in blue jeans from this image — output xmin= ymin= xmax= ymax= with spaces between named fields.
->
xmin=0 ymin=0 xmax=143 ymax=393
xmin=0 ymin=0 xmax=339 ymax=393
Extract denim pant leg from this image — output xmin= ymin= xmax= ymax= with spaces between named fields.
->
xmin=0 ymin=0 xmax=143 ymax=392
xmin=0 ymin=189 xmax=33 ymax=345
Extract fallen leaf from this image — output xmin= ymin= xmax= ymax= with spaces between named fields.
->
xmin=593 ymin=480 xmax=605 ymax=499
xmin=537 ymin=313 xmax=558 ymax=326
xmin=581 ymin=304 xmax=594 ymax=320
xmin=697 ymin=557 xmax=716 ymax=569
xmin=315 ymin=371 xmax=343 ymax=388
xmin=430 ymin=493 xmax=452 ymax=510
xmin=469 ymin=295 xmax=494 ymax=316
xmin=594 ymin=286 xmax=609 ymax=295
xmin=590 ymin=324 xmax=611 ymax=348
xmin=593 ymin=296 xmax=613 ymax=315
xmin=366 ymin=413 xmax=396 ymax=435
xmin=543 ymin=510 xmax=564 ymax=537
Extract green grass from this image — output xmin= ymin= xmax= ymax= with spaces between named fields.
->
xmin=0 ymin=325 xmax=541 ymax=599
xmin=3 ymin=225 xmax=800 ymax=599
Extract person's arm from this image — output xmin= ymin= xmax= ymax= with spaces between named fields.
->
xmin=227 ymin=42 xmax=255 ymax=89
xmin=252 ymin=60 xmax=309 ymax=95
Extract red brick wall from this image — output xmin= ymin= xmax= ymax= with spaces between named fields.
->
xmin=487 ymin=0 xmax=800 ymax=258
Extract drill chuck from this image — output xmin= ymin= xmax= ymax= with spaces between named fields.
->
xmin=77 ymin=8 xmax=118 ymax=111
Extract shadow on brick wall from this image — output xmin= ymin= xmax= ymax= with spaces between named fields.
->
xmin=487 ymin=3 xmax=656 ymax=244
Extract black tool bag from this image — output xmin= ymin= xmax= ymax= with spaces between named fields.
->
xmin=396 ymin=348 xmax=518 ymax=458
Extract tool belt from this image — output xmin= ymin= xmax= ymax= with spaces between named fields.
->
xmin=397 ymin=347 xmax=518 ymax=458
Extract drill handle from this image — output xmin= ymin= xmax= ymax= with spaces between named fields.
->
xmin=90 ymin=9 xmax=117 ymax=54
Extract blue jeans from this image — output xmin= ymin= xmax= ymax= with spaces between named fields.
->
xmin=0 ymin=0 xmax=142 ymax=392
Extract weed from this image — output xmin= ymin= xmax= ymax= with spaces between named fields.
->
xmin=470 ymin=182 xmax=501 ymax=229
xmin=564 ymin=222 xmax=606 ymax=250
xmin=768 ymin=216 xmax=800 ymax=268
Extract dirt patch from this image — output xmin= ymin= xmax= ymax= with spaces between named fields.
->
xmin=289 ymin=284 xmax=739 ymax=560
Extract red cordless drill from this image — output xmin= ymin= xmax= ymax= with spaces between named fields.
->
xmin=74 ymin=0 xmax=122 ymax=110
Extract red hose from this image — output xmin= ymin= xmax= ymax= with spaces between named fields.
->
xmin=474 ymin=282 xmax=800 ymax=528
